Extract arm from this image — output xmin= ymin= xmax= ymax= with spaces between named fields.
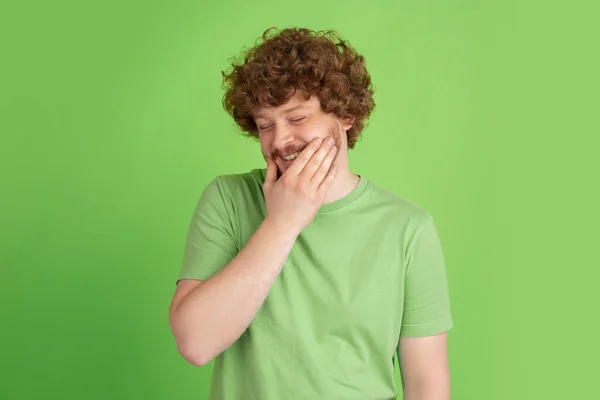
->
xmin=169 ymin=218 xmax=297 ymax=366
xmin=399 ymin=214 xmax=453 ymax=398
xmin=399 ymin=332 xmax=451 ymax=400
xmin=169 ymin=136 xmax=338 ymax=366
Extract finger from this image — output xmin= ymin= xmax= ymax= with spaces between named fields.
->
xmin=263 ymin=157 xmax=278 ymax=187
xmin=298 ymin=136 xmax=335 ymax=179
xmin=311 ymin=144 xmax=337 ymax=185
xmin=317 ymin=163 xmax=338 ymax=195
xmin=286 ymin=137 xmax=324 ymax=176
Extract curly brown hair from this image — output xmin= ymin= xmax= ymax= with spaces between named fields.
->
xmin=221 ymin=27 xmax=375 ymax=149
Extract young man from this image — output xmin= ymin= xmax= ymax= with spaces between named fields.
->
xmin=169 ymin=27 xmax=453 ymax=400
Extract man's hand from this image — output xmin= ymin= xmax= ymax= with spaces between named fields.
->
xmin=262 ymin=136 xmax=338 ymax=237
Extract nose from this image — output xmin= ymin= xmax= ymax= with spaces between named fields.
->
xmin=272 ymin=125 xmax=295 ymax=154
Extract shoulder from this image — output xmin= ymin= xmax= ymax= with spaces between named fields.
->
xmin=364 ymin=177 xmax=434 ymax=226
xmin=197 ymin=169 xmax=267 ymax=221
xmin=205 ymin=168 xmax=266 ymax=197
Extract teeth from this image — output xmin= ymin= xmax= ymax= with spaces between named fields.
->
xmin=282 ymin=152 xmax=300 ymax=161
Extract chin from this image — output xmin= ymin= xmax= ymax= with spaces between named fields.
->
xmin=277 ymin=158 xmax=294 ymax=173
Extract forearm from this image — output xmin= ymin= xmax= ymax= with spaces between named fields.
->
xmin=170 ymin=217 xmax=298 ymax=365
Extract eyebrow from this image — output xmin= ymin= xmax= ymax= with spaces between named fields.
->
xmin=254 ymin=104 xmax=308 ymax=120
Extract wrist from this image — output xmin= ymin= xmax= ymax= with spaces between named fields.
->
xmin=262 ymin=216 xmax=301 ymax=241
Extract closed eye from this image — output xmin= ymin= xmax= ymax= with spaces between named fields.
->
xmin=289 ymin=116 xmax=306 ymax=123
xmin=258 ymin=123 xmax=274 ymax=131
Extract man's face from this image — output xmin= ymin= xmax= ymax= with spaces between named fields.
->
xmin=253 ymin=92 xmax=351 ymax=177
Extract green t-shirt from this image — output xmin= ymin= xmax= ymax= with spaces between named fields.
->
xmin=178 ymin=168 xmax=453 ymax=400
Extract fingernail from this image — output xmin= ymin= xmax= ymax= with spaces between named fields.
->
xmin=315 ymin=138 xmax=323 ymax=145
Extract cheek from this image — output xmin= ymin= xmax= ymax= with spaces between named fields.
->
xmin=258 ymin=133 xmax=270 ymax=149
xmin=299 ymin=118 xmax=331 ymax=139
xmin=328 ymin=122 xmax=345 ymax=146
xmin=259 ymin=141 xmax=271 ymax=159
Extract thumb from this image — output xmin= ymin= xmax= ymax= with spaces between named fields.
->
xmin=264 ymin=157 xmax=278 ymax=187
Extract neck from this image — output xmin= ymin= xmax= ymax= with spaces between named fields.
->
xmin=322 ymin=165 xmax=360 ymax=204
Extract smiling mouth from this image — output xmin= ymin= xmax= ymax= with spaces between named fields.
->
xmin=281 ymin=151 xmax=300 ymax=161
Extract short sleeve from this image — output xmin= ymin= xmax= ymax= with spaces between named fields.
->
xmin=177 ymin=177 xmax=238 ymax=283
xmin=400 ymin=215 xmax=453 ymax=337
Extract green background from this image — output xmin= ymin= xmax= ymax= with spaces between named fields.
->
xmin=1 ymin=0 xmax=598 ymax=399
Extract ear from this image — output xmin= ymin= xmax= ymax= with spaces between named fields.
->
xmin=341 ymin=117 xmax=355 ymax=132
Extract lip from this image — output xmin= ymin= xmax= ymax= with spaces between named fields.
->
xmin=280 ymin=153 xmax=299 ymax=164
xmin=282 ymin=147 xmax=306 ymax=158
xmin=281 ymin=156 xmax=297 ymax=163
xmin=280 ymin=158 xmax=294 ymax=166
xmin=281 ymin=151 xmax=300 ymax=159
